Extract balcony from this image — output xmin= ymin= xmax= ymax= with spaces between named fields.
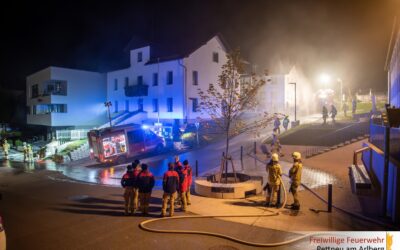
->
xmin=124 ymin=84 xmax=149 ymax=97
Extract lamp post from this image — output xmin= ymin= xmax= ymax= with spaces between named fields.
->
xmin=289 ymin=82 xmax=297 ymax=122
xmin=104 ymin=101 xmax=112 ymax=127
xmin=337 ymin=78 xmax=343 ymax=110
xmin=195 ymin=121 xmax=200 ymax=146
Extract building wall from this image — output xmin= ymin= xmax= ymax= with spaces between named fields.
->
xmin=26 ymin=67 xmax=107 ymax=127
xmin=389 ymin=25 xmax=400 ymax=107
xmin=184 ymin=36 xmax=227 ymax=121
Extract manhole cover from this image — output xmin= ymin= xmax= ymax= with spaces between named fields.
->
xmin=68 ymin=195 xmax=89 ymax=201
xmin=209 ymin=245 xmax=239 ymax=250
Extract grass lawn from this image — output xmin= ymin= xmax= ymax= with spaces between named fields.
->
xmin=59 ymin=139 xmax=87 ymax=156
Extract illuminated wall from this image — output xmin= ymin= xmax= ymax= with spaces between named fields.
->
xmin=389 ymin=24 xmax=400 ymax=108
xmin=26 ymin=67 xmax=107 ymax=127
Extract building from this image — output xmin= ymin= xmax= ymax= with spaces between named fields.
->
xmin=26 ymin=67 xmax=107 ymax=140
xmin=106 ymin=34 xmax=228 ymax=126
xmin=361 ymin=16 xmax=400 ymax=225
xmin=256 ymin=66 xmax=314 ymax=119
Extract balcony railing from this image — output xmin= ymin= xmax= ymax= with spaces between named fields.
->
xmin=124 ymin=84 xmax=149 ymax=97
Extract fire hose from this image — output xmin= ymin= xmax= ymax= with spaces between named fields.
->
xmin=139 ymin=176 xmax=318 ymax=247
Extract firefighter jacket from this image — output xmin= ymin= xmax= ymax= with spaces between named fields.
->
xmin=289 ymin=162 xmax=303 ymax=185
xmin=184 ymin=165 xmax=193 ymax=186
xmin=121 ymin=171 xmax=136 ymax=188
xmin=163 ymin=170 xmax=180 ymax=194
xmin=132 ymin=169 xmax=141 ymax=188
xmin=137 ymin=170 xmax=155 ymax=193
xmin=174 ymin=165 xmax=188 ymax=192
xmin=266 ymin=161 xmax=282 ymax=186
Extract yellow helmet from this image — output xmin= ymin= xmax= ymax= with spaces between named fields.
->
xmin=292 ymin=152 xmax=301 ymax=160
xmin=271 ymin=153 xmax=279 ymax=162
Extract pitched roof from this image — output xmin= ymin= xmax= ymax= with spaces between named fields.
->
xmin=124 ymin=33 xmax=230 ymax=65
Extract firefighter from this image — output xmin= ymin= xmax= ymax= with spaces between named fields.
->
xmin=330 ymin=104 xmax=337 ymax=124
xmin=23 ymin=142 xmax=28 ymax=162
xmin=131 ymin=159 xmax=141 ymax=213
xmin=274 ymin=117 xmax=281 ymax=134
xmin=174 ymin=158 xmax=188 ymax=212
xmin=322 ymin=105 xmax=328 ymax=125
xmin=2 ymin=139 xmax=10 ymax=160
xmin=161 ymin=162 xmax=180 ymax=217
xmin=282 ymin=116 xmax=290 ymax=131
xmin=289 ymin=152 xmax=303 ymax=210
xmin=121 ymin=165 xmax=136 ymax=215
xmin=27 ymin=144 xmax=34 ymax=162
xmin=137 ymin=164 xmax=155 ymax=215
xmin=183 ymin=160 xmax=193 ymax=205
xmin=264 ymin=153 xmax=282 ymax=207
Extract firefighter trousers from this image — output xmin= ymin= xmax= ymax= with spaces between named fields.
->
xmin=179 ymin=191 xmax=187 ymax=211
xmin=266 ymin=184 xmax=280 ymax=205
xmin=123 ymin=187 xmax=135 ymax=213
xmin=185 ymin=187 xmax=191 ymax=205
xmin=290 ymin=182 xmax=300 ymax=206
xmin=139 ymin=192 xmax=152 ymax=214
xmin=161 ymin=192 xmax=177 ymax=216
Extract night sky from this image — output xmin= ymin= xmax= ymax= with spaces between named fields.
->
xmin=1 ymin=0 xmax=399 ymax=92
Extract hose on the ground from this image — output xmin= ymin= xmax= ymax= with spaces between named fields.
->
xmin=139 ymin=176 xmax=319 ymax=247
xmin=248 ymin=153 xmax=398 ymax=230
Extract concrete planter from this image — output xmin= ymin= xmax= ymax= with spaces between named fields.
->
xmin=195 ymin=173 xmax=263 ymax=199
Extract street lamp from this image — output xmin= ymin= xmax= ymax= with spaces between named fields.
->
xmin=289 ymin=82 xmax=297 ymax=124
xmin=104 ymin=101 xmax=112 ymax=127
xmin=319 ymin=73 xmax=331 ymax=87
xmin=337 ymin=78 xmax=343 ymax=110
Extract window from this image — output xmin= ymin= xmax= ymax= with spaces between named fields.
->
xmin=125 ymin=100 xmax=129 ymax=111
xmin=192 ymin=71 xmax=199 ymax=85
xmin=114 ymin=79 xmax=118 ymax=91
xmin=32 ymin=104 xmax=67 ymax=114
xmin=127 ymin=130 xmax=144 ymax=143
xmin=138 ymin=98 xmax=144 ymax=111
xmin=153 ymin=73 xmax=158 ymax=86
xmin=31 ymin=84 xmax=39 ymax=98
xmin=152 ymin=99 xmax=158 ymax=112
xmin=167 ymin=71 xmax=173 ymax=85
xmin=125 ymin=77 xmax=129 ymax=87
xmin=114 ymin=101 xmax=118 ymax=113
xmin=167 ymin=98 xmax=173 ymax=112
xmin=137 ymin=52 xmax=143 ymax=62
xmin=137 ymin=75 xmax=143 ymax=85
xmin=213 ymin=52 xmax=219 ymax=63
xmin=192 ymin=98 xmax=198 ymax=112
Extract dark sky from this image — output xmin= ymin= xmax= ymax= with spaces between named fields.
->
xmin=0 ymin=0 xmax=399 ymax=92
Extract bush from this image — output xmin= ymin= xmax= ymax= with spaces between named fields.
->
xmin=14 ymin=139 xmax=23 ymax=147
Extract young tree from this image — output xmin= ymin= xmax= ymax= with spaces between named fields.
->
xmin=198 ymin=49 xmax=277 ymax=182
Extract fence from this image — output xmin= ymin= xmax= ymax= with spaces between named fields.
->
xmin=56 ymin=129 xmax=89 ymax=141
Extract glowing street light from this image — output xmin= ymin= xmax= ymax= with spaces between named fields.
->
xmin=319 ymin=73 xmax=331 ymax=87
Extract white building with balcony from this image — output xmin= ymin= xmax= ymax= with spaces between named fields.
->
xmin=26 ymin=67 xmax=107 ymax=139
xmin=106 ymin=34 xmax=228 ymax=126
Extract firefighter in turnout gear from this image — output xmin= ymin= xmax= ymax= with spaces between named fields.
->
xmin=137 ymin=164 xmax=155 ymax=215
xmin=183 ymin=160 xmax=193 ymax=205
xmin=121 ymin=165 xmax=136 ymax=215
xmin=174 ymin=157 xmax=188 ymax=212
xmin=23 ymin=142 xmax=28 ymax=162
xmin=161 ymin=162 xmax=180 ymax=217
xmin=264 ymin=153 xmax=282 ymax=207
xmin=131 ymin=159 xmax=141 ymax=213
xmin=2 ymin=139 xmax=10 ymax=160
xmin=289 ymin=152 xmax=303 ymax=210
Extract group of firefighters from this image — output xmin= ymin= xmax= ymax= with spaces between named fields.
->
xmin=264 ymin=151 xmax=303 ymax=210
xmin=121 ymin=152 xmax=303 ymax=215
xmin=322 ymin=104 xmax=338 ymax=125
xmin=120 ymin=156 xmax=192 ymax=217
xmin=0 ymin=139 xmax=34 ymax=162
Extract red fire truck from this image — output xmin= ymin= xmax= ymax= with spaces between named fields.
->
xmin=88 ymin=124 xmax=165 ymax=164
